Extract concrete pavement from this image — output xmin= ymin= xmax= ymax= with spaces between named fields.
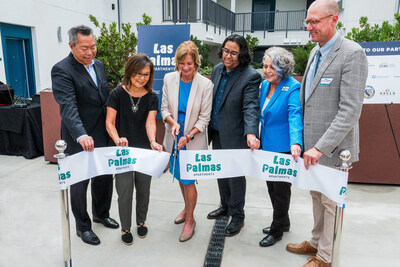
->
xmin=0 ymin=154 xmax=399 ymax=266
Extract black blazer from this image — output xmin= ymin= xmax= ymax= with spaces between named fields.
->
xmin=209 ymin=63 xmax=261 ymax=149
xmin=51 ymin=53 xmax=109 ymax=155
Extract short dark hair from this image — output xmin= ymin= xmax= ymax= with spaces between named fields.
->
xmin=122 ymin=54 xmax=154 ymax=93
xmin=68 ymin=25 xmax=94 ymax=46
xmin=218 ymin=34 xmax=252 ymax=67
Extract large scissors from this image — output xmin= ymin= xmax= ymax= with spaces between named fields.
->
xmin=171 ymin=133 xmax=179 ymax=182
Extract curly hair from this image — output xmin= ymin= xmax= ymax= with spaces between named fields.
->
xmin=262 ymin=47 xmax=295 ymax=79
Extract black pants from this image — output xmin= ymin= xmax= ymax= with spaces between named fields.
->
xmin=70 ymin=174 xmax=113 ymax=232
xmin=267 ymin=180 xmax=291 ymax=238
xmin=211 ymin=129 xmax=246 ymax=220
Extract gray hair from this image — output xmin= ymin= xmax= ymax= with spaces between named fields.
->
xmin=262 ymin=47 xmax=295 ymax=79
xmin=68 ymin=25 xmax=94 ymax=46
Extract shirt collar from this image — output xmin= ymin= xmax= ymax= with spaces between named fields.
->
xmin=318 ymin=31 xmax=339 ymax=58
xmin=221 ymin=65 xmax=238 ymax=77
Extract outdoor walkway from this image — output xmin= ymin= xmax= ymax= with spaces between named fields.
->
xmin=0 ymin=155 xmax=399 ymax=266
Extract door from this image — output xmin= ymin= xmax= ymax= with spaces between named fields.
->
xmin=0 ymin=23 xmax=36 ymax=98
xmin=252 ymin=0 xmax=275 ymax=31
xmin=5 ymin=38 xmax=30 ymax=97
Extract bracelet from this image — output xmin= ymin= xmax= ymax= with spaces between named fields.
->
xmin=150 ymin=139 xmax=156 ymax=144
xmin=185 ymin=135 xmax=190 ymax=143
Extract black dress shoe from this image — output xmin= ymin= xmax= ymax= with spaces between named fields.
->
xmin=93 ymin=217 xmax=119 ymax=229
xmin=259 ymin=234 xmax=282 ymax=247
xmin=224 ymin=219 xmax=244 ymax=237
xmin=262 ymin=225 xmax=290 ymax=234
xmin=77 ymin=230 xmax=100 ymax=245
xmin=207 ymin=208 xmax=229 ymax=219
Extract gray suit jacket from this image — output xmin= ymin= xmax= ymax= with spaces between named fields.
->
xmin=300 ymin=34 xmax=368 ymax=165
xmin=209 ymin=63 xmax=261 ymax=149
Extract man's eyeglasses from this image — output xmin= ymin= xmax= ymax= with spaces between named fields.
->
xmin=302 ymin=14 xmax=333 ymax=28
xmin=222 ymin=47 xmax=239 ymax=57
xmin=135 ymin=72 xmax=150 ymax=79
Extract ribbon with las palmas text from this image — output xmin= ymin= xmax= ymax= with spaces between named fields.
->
xmin=180 ymin=149 xmax=348 ymax=205
xmin=57 ymin=147 xmax=170 ymax=190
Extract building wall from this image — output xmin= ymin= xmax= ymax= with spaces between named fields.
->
xmin=235 ymin=0 xmax=252 ymax=13
xmin=340 ymin=0 xmax=397 ymax=34
xmin=218 ymin=0 xmax=232 ymax=10
xmin=120 ymin=0 xmax=163 ymax=25
xmin=276 ymin=0 xmax=306 ymax=11
xmin=0 ymin=0 xmax=117 ymax=92
xmin=1 ymin=0 xmax=398 ymax=92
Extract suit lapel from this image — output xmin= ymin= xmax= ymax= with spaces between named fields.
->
xmin=93 ymin=61 xmax=107 ymax=103
xmin=221 ymin=66 xmax=243 ymax=107
xmin=212 ymin=65 xmax=222 ymax=99
xmin=184 ymin=73 xmax=199 ymax=132
xmin=306 ymin=36 xmax=343 ymax=102
xmin=70 ymin=54 xmax=98 ymax=90
xmin=301 ymin=48 xmax=317 ymax=106
xmin=172 ymin=72 xmax=180 ymax=122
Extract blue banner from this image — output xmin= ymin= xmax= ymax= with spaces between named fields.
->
xmin=359 ymin=41 xmax=400 ymax=56
xmin=138 ymin=25 xmax=191 ymax=115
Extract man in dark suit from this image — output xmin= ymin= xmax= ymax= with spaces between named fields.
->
xmin=207 ymin=34 xmax=261 ymax=236
xmin=51 ymin=25 xmax=119 ymax=246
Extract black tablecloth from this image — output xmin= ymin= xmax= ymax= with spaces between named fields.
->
xmin=0 ymin=103 xmax=43 ymax=159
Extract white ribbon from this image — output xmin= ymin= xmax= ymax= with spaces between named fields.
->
xmin=180 ymin=149 xmax=348 ymax=205
xmin=57 ymin=147 xmax=170 ymax=190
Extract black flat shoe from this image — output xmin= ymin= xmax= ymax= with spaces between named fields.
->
xmin=93 ymin=217 xmax=119 ymax=229
xmin=121 ymin=229 xmax=133 ymax=246
xmin=77 ymin=230 xmax=100 ymax=245
xmin=262 ymin=225 xmax=290 ymax=234
xmin=259 ymin=234 xmax=282 ymax=247
xmin=207 ymin=208 xmax=228 ymax=219
xmin=137 ymin=224 xmax=148 ymax=238
xmin=224 ymin=219 xmax=244 ymax=237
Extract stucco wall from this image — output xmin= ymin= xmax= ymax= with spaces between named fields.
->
xmin=0 ymin=0 xmax=117 ymax=92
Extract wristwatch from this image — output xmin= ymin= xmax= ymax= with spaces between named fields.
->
xmin=188 ymin=133 xmax=194 ymax=140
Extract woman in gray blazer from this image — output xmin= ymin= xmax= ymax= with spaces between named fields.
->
xmin=161 ymin=41 xmax=213 ymax=242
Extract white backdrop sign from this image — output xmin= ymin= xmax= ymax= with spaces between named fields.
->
xmin=359 ymin=41 xmax=400 ymax=104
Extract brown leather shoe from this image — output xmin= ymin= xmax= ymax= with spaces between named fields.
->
xmin=303 ymin=256 xmax=331 ymax=267
xmin=286 ymin=241 xmax=317 ymax=255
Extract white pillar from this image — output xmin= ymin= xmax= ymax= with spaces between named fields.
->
xmin=231 ymin=0 xmax=236 ymax=12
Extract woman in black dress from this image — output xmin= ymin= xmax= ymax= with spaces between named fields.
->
xmin=105 ymin=54 xmax=163 ymax=245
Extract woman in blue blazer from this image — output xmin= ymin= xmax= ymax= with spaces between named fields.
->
xmin=259 ymin=47 xmax=303 ymax=247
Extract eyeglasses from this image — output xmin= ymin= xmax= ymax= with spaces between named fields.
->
xmin=222 ymin=47 xmax=239 ymax=57
xmin=134 ymin=72 xmax=150 ymax=79
xmin=302 ymin=14 xmax=333 ymax=28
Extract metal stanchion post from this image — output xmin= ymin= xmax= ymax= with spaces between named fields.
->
xmin=331 ymin=150 xmax=352 ymax=267
xmin=54 ymin=140 xmax=72 ymax=267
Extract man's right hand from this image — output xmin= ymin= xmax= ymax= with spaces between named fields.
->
xmin=79 ymin=136 xmax=94 ymax=151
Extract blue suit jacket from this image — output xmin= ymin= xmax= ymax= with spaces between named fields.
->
xmin=260 ymin=76 xmax=303 ymax=153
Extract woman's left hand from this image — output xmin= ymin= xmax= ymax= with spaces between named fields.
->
xmin=290 ymin=144 xmax=301 ymax=162
xmin=150 ymin=141 xmax=163 ymax=152
xmin=177 ymin=136 xmax=188 ymax=151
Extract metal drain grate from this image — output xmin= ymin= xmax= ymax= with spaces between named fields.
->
xmin=203 ymin=216 xmax=229 ymax=267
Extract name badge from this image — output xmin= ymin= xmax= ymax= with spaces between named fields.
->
xmin=282 ymin=86 xmax=289 ymax=91
xmin=320 ymin=77 xmax=333 ymax=85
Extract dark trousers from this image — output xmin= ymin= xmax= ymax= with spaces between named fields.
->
xmin=70 ymin=174 xmax=113 ymax=232
xmin=267 ymin=181 xmax=291 ymax=238
xmin=211 ymin=129 xmax=246 ymax=220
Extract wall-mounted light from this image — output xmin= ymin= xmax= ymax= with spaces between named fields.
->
xmin=57 ymin=26 xmax=62 ymax=43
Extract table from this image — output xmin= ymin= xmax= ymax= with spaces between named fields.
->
xmin=0 ymin=103 xmax=44 ymax=159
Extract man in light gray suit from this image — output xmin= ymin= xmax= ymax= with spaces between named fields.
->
xmin=286 ymin=1 xmax=368 ymax=266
